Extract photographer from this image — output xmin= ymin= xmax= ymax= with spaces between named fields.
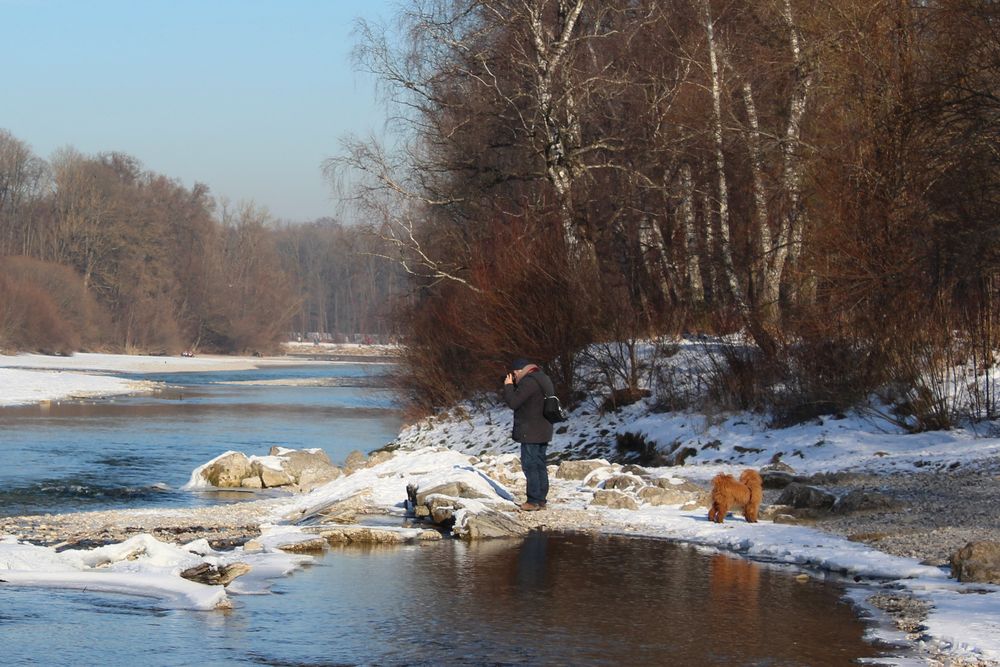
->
xmin=503 ymin=358 xmax=554 ymax=511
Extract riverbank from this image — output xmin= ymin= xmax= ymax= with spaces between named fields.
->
xmin=0 ymin=346 xmax=393 ymax=406
xmin=2 ymin=348 xmax=999 ymax=664
xmin=2 ymin=441 xmax=998 ymax=665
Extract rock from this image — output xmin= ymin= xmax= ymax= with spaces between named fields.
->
xmin=253 ymin=461 xmax=295 ymax=488
xmin=651 ymin=477 xmax=703 ymax=495
xmin=556 ymin=459 xmax=609 ymax=480
xmin=180 ymin=562 xmax=252 ymax=586
xmin=317 ymin=525 xmax=441 ymax=544
xmin=621 ymin=464 xmax=649 ymax=476
xmin=240 ymin=476 xmax=263 ymax=489
xmin=761 ymin=471 xmax=796 ymax=489
xmin=454 ymin=508 xmax=530 ymax=540
xmin=343 ymin=450 xmax=368 ymax=474
xmin=833 ymin=489 xmax=899 ymax=514
xmin=637 ymin=485 xmax=706 ymax=507
xmin=296 ymin=466 xmax=342 ymax=492
xmin=366 ymin=450 xmax=395 ymax=468
xmin=590 ymin=489 xmax=639 ymax=510
xmin=201 ymin=452 xmax=252 ymax=488
xmin=198 ymin=448 xmax=342 ymax=491
xmin=415 ymin=482 xmax=490 ymax=506
xmin=276 ymin=537 xmax=329 ymax=553
xmin=761 ymin=461 xmax=796 ymax=474
xmin=603 ymin=474 xmax=645 ymax=492
xmin=424 ymin=495 xmax=458 ymax=524
xmin=759 ymin=504 xmax=795 ymax=521
xmin=292 ymin=491 xmax=372 ymax=524
xmin=776 ymin=483 xmax=836 ymax=510
xmin=773 ymin=514 xmax=800 ymax=525
xmin=665 ymin=446 xmax=698 ymax=466
xmin=951 ymin=541 xmax=1000 ymax=584
xmin=271 ymin=448 xmax=342 ymax=491
xmin=476 ymin=456 xmax=522 ymax=488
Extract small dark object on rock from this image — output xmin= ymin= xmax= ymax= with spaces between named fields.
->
xmin=734 ymin=446 xmax=763 ymax=454
xmin=180 ymin=562 xmax=252 ymax=586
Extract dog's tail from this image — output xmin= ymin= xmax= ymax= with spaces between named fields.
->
xmin=740 ymin=469 xmax=763 ymax=508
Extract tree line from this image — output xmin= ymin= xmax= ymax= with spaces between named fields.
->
xmin=337 ymin=0 xmax=1000 ymax=425
xmin=0 ymin=130 xmax=400 ymax=354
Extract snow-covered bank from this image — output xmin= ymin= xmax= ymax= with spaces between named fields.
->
xmin=0 ymin=531 xmax=310 ymax=610
xmin=0 ymin=367 xmax=153 ymax=407
xmin=0 ymin=350 xmax=359 ymax=407
xmin=0 ymin=351 xmax=308 ymax=374
xmin=3 ymin=443 xmax=999 ymax=662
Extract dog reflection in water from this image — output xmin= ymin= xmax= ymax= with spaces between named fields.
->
xmin=709 ymin=552 xmax=761 ymax=616
xmin=708 ymin=469 xmax=763 ymax=523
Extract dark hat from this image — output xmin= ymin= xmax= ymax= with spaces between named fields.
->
xmin=509 ymin=358 xmax=531 ymax=371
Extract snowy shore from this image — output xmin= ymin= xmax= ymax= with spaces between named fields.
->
xmin=2 ymin=349 xmax=1000 ymax=664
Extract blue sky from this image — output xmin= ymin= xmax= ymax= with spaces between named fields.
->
xmin=1 ymin=0 xmax=396 ymax=221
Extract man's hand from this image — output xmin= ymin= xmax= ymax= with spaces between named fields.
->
xmin=504 ymin=372 xmax=515 ymax=385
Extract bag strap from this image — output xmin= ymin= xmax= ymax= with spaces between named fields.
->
xmin=526 ymin=371 xmax=556 ymax=397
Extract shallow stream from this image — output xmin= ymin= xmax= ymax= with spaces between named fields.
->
xmin=0 ymin=363 xmax=891 ymax=665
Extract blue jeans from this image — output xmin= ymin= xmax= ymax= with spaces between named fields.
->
xmin=520 ymin=442 xmax=549 ymax=504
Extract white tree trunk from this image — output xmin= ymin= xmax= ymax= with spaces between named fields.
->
xmin=702 ymin=0 xmax=750 ymax=318
xmin=678 ymin=163 xmax=704 ymax=303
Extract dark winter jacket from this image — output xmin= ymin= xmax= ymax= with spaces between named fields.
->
xmin=503 ymin=369 xmax=555 ymax=444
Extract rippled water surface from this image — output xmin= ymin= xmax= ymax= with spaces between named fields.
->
xmin=0 ymin=363 xmax=400 ymax=516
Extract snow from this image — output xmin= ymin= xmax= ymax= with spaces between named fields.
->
xmin=0 ymin=351 xmax=335 ymax=407
xmin=0 ymin=531 xmax=313 ymax=610
xmin=0 ymin=367 xmax=145 ymax=407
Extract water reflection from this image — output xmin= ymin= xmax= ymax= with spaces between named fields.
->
xmin=0 ymin=533 xmax=885 ymax=665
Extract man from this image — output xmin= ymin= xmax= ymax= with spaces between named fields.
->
xmin=503 ymin=358 xmax=554 ymax=511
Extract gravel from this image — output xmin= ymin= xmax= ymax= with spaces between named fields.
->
xmin=791 ymin=461 xmax=1000 ymax=566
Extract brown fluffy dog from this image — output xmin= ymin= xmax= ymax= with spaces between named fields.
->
xmin=708 ymin=469 xmax=763 ymax=523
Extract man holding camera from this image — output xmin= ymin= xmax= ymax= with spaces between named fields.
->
xmin=503 ymin=358 xmax=554 ymax=511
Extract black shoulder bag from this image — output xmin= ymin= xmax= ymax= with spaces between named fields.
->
xmin=528 ymin=373 xmax=568 ymax=423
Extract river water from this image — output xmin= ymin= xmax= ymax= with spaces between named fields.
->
xmin=0 ymin=363 xmax=891 ymax=665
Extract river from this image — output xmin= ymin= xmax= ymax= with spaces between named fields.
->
xmin=0 ymin=362 xmax=892 ymax=665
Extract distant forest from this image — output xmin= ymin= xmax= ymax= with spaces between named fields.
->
xmin=0 ymin=129 xmax=401 ymax=354
xmin=335 ymin=0 xmax=1000 ymax=424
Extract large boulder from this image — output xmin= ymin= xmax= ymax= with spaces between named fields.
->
xmin=951 ymin=541 xmax=1000 ymax=584
xmin=270 ymin=447 xmax=343 ymax=490
xmin=556 ymin=460 xmax=609 ymax=480
xmin=761 ymin=471 xmax=796 ymax=489
xmin=454 ymin=508 xmax=530 ymax=540
xmin=776 ymin=483 xmax=836 ymax=510
xmin=343 ymin=450 xmax=368 ymax=474
xmin=195 ymin=448 xmax=342 ymax=491
xmin=590 ymin=489 xmax=639 ymax=510
xmin=637 ymin=485 xmax=706 ymax=507
xmin=415 ymin=481 xmax=491 ymax=506
xmin=201 ymin=452 xmax=252 ymax=488
xmin=252 ymin=461 xmax=295 ymax=488
xmin=604 ymin=474 xmax=645 ymax=492
xmin=651 ymin=477 xmax=704 ymax=495
xmin=833 ymin=489 xmax=899 ymax=514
